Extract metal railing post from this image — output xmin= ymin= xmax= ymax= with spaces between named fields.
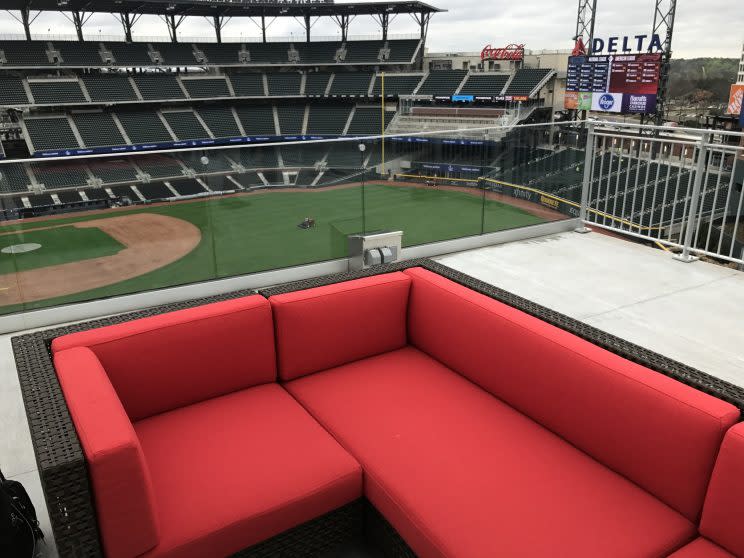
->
xmin=674 ymin=133 xmax=710 ymax=263
xmin=575 ymin=121 xmax=595 ymax=233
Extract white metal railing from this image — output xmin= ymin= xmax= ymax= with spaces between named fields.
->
xmin=0 ymin=33 xmax=419 ymax=44
xmin=577 ymin=122 xmax=744 ymax=266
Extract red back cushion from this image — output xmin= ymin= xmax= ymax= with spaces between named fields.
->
xmin=404 ymin=267 xmax=740 ymax=522
xmin=52 ymin=296 xmax=276 ymax=421
xmin=55 ymin=347 xmax=159 ymax=558
xmin=700 ymin=423 xmax=744 ymax=556
xmin=270 ymin=272 xmax=411 ymax=381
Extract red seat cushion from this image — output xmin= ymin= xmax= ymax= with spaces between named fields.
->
xmin=270 ymin=272 xmax=410 ymax=381
xmin=403 ymin=267 xmax=740 ymax=522
xmin=668 ymin=538 xmax=735 ymax=558
xmin=52 ymin=296 xmax=276 ymax=421
xmin=134 ymin=383 xmax=362 ymax=558
xmin=699 ymin=423 xmax=744 ymax=557
xmin=286 ymin=346 xmax=696 ymax=558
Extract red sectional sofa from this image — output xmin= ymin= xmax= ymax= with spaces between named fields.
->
xmin=51 ymin=267 xmax=743 ymax=558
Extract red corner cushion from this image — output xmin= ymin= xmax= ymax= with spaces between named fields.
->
xmin=52 ymin=295 xmax=276 ymax=421
xmin=54 ymin=347 xmax=159 ymax=558
xmin=700 ymin=423 xmax=744 ymax=557
xmin=269 ymin=272 xmax=410 ymax=381
xmin=403 ymin=267 xmax=739 ymax=522
xmin=285 ymin=347 xmax=695 ymax=558
xmin=135 ymin=384 xmax=362 ymax=558
xmin=668 ymin=538 xmax=736 ymax=558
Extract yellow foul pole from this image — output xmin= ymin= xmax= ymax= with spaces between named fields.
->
xmin=381 ymin=72 xmax=385 ymax=175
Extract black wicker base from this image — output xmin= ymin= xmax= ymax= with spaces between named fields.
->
xmin=11 ymin=258 xmax=744 ymax=557
xmin=231 ymin=500 xmax=364 ymax=558
xmin=363 ymin=502 xmax=416 ymax=558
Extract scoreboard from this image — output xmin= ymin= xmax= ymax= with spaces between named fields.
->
xmin=565 ymin=53 xmax=660 ymax=114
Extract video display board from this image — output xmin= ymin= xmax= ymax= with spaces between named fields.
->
xmin=564 ymin=53 xmax=661 ymax=114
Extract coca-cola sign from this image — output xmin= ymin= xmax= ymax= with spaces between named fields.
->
xmin=481 ymin=43 xmax=525 ymax=62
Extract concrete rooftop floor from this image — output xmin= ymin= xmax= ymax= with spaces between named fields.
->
xmin=2 ymin=229 xmax=743 ymax=557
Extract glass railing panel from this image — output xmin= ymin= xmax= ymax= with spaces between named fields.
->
xmin=482 ymin=122 xmax=585 ymax=233
xmin=201 ymin=141 xmax=363 ymax=278
xmin=0 ymin=153 xmax=217 ymax=315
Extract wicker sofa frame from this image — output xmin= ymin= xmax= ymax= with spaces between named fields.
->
xmin=12 ymin=258 xmax=744 ymax=557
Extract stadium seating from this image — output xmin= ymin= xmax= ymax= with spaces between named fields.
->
xmin=387 ymin=39 xmax=421 ymax=63
xmin=196 ymin=43 xmax=241 ymax=65
xmin=87 ymin=159 xmax=139 ymax=184
xmin=106 ymin=42 xmax=153 ymax=67
xmin=459 ymin=73 xmax=509 ymax=96
xmin=29 ymin=80 xmax=87 ymax=104
xmin=50 ymin=269 xmax=742 ymax=558
xmin=109 ymin=184 xmax=137 ymax=200
xmin=235 ymin=105 xmax=276 ymax=136
xmin=54 ymin=41 xmax=106 ymax=67
xmin=197 ymin=106 xmax=242 ymax=138
xmin=416 ymin=70 xmax=468 ymax=96
xmin=162 ymin=111 xmax=212 ymax=141
xmin=307 ymin=105 xmax=351 ymax=135
xmin=181 ymin=77 xmax=231 ymax=99
xmin=82 ymin=74 xmax=139 ymax=102
xmin=56 ymin=190 xmax=84 ymax=204
xmin=116 ymin=111 xmax=174 ymax=144
xmin=81 ymin=187 xmax=110 ymax=201
xmin=0 ymin=40 xmax=50 ymax=66
xmin=135 ymin=155 xmax=185 ymax=179
xmin=371 ymin=73 xmax=424 ymax=97
xmin=344 ymin=41 xmax=385 ymax=63
xmin=0 ymin=76 xmax=31 ymax=105
xmin=346 ymin=107 xmax=396 ymax=136
xmin=0 ymin=162 xmax=31 ymax=193
xmin=137 ymin=182 xmax=174 ymax=201
xmin=71 ymin=112 xmax=126 ymax=148
xmin=329 ymin=72 xmax=374 ymax=96
xmin=31 ymin=162 xmax=89 ymax=190
xmin=180 ymin=152 xmax=234 ymax=173
xmin=504 ymin=68 xmax=553 ymax=96
xmin=24 ymin=116 xmax=80 ymax=151
xmin=132 ymin=74 xmax=186 ymax=101
xmin=276 ymin=104 xmax=306 ymax=135
xmin=229 ymin=73 xmax=266 ymax=97
xmin=150 ymin=42 xmax=198 ymax=66
xmin=305 ymin=72 xmax=332 ymax=96
xmin=267 ymin=72 xmax=302 ymax=96
xmin=27 ymin=193 xmax=55 ymax=207
xmin=169 ymin=178 xmax=209 ymax=197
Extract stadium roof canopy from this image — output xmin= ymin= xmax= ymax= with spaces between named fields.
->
xmin=3 ymin=0 xmax=444 ymax=18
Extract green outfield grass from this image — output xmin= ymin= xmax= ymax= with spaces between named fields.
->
xmin=0 ymin=226 xmax=124 ymax=275
xmin=0 ymin=184 xmax=547 ymax=315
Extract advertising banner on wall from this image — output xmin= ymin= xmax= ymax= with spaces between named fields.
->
xmin=565 ymin=52 xmax=661 ymax=114
xmin=727 ymin=84 xmax=744 ymax=116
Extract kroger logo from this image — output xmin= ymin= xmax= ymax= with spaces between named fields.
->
xmin=598 ymin=94 xmax=615 ymax=110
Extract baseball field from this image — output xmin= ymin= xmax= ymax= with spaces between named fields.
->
xmin=0 ymin=183 xmax=556 ymax=315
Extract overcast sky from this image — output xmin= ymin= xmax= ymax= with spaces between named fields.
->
xmin=0 ymin=0 xmax=742 ymax=59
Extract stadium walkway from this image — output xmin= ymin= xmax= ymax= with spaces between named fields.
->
xmin=1 ymin=230 xmax=742 ymax=557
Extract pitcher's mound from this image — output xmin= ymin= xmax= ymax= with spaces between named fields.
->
xmin=2 ymin=243 xmax=42 ymax=254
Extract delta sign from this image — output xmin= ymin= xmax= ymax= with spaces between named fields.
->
xmin=565 ymin=34 xmax=663 ymax=115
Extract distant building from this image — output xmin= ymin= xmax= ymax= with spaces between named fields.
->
xmin=738 ymin=41 xmax=744 ymax=83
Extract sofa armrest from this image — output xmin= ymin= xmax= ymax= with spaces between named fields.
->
xmin=700 ymin=423 xmax=744 ymax=557
xmin=54 ymin=347 xmax=159 ymax=558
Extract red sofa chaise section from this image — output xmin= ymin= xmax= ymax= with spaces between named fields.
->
xmin=273 ymin=268 xmax=740 ymax=558
xmin=52 ymin=296 xmax=362 ymax=558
